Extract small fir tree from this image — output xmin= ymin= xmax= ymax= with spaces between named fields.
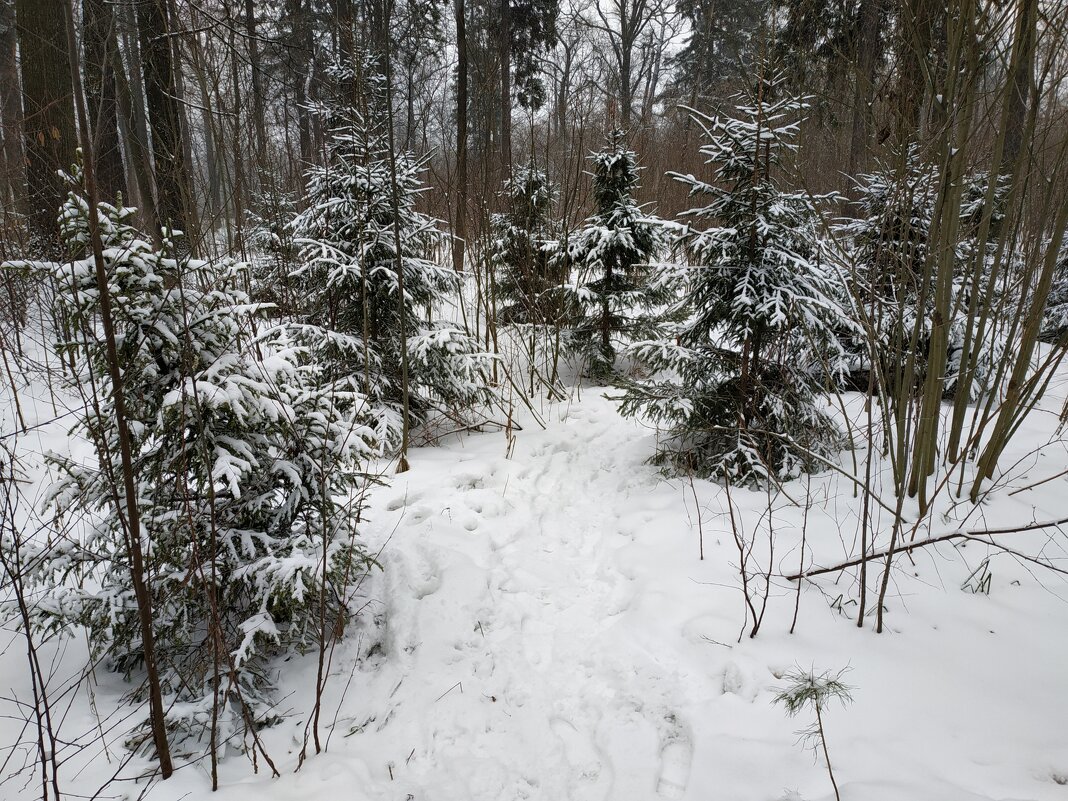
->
xmin=246 ymin=184 xmax=300 ymax=315
xmin=621 ymin=79 xmax=848 ymax=483
xmin=566 ymin=131 xmax=668 ymax=379
xmin=13 ymin=172 xmax=375 ymax=754
xmin=491 ymin=163 xmax=567 ymax=325
xmin=774 ymin=668 xmax=854 ymax=801
xmin=291 ymin=61 xmax=491 ymax=449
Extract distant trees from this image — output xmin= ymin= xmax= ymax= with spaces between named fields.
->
xmin=465 ymin=0 xmax=559 ymax=169
xmin=582 ymin=0 xmax=666 ymax=129
xmin=673 ymin=0 xmax=767 ymax=104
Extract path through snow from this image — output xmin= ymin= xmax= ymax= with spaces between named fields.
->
xmin=365 ymin=398 xmax=695 ymax=800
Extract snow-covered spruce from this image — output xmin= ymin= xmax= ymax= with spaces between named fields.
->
xmin=565 ymin=130 xmax=668 ymax=380
xmin=840 ymin=152 xmax=1010 ymax=403
xmin=1040 ymin=246 xmax=1068 ymax=343
xmin=491 ymin=163 xmax=568 ymax=326
xmin=10 ymin=175 xmax=376 ymax=756
xmin=620 ymin=80 xmax=848 ymax=484
xmin=291 ymin=61 xmax=492 ymax=450
xmin=246 ymin=184 xmax=300 ymax=316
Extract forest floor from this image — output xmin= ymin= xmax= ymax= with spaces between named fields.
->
xmin=4 ymin=369 xmax=1068 ymax=800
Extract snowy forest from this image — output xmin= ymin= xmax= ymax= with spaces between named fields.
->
xmin=1 ymin=0 xmax=1068 ymax=798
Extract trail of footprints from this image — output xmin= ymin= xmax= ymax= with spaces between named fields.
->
xmin=376 ymin=416 xmax=696 ymax=800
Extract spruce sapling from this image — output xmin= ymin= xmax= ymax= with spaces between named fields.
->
xmin=621 ymin=75 xmax=847 ymax=484
xmin=774 ymin=667 xmax=854 ymax=801
xmin=291 ymin=59 xmax=492 ymax=451
xmin=14 ymin=170 xmax=377 ymax=757
xmin=491 ymin=163 xmax=567 ymax=326
xmin=567 ymin=130 xmax=667 ymax=380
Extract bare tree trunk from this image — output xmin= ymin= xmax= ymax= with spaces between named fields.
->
xmin=640 ymin=32 xmax=662 ymax=128
xmin=848 ymin=0 xmax=882 ymax=174
xmin=110 ymin=36 xmax=162 ymax=245
xmin=16 ymin=0 xmax=77 ymax=252
xmin=138 ymin=0 xmax=194 ymax=238
xmin=118 ymin=0 xmax=156 ymax=210
xmin=337 ymin=0 xmax=355 ymax=63
xmin=83 ymin=0 xmax=126 ymax=201
xmin=244 ymin=0 xmax=268 ymax=169
xmin=60 ymin=0 xmax=174 ymax=778
xmin=187 ymin=32 xmax=221 ymax=219
xmin=499 ymin=0 xmax=511 ymax=175
xmin=0 ymin=0 xmax=23 ymax=210
xmin=227 ymin=20 xmax=247 ymax=257
xmin=453 ymin=0 xmax=468 ymax=273
xmin=375 ymin=0 xmax=414 ymax=472
xmin=999 ymin=0 xmax=1036 ymax=177
xmin=286 ymin=0 xmax=313 ymax=168
xmin=895 ymin=0 xmax=935 ymax=142
xmin=619 ymin=1 xmax=632 ymax=129
xmin=554 ymin=40 xmax=572 ymax=141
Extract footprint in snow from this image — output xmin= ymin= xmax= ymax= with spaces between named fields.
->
xmin=488 ymin=524 xmax=520 ymax=550
xmin=407 ymin=505 xmax=433 ymax=524
xmin=655 ymin=722 xmax=694 ymax=799
xmin=721 ymin=660 xmax=761 ymax=701
xmin=551 ymin=717 xmax=609 ymax=801
xmin=385 ymin=492 xmax=418 ymax=512
xmin=402 ymin=543 xmax=443 ymax=601
xmin=454 ymin=471 xmax=486 ymax=490
xmin=520 ymin=616 xmax=554 ymax=671
xmin=722 ymin=661 xmax=746 ymax=695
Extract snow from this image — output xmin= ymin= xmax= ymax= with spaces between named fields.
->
xmin=4 ymin=356 xmax=1068 ymax=799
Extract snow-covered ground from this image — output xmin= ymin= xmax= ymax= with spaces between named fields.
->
xmin=3 ymin=368 xmax=1068 ymax=800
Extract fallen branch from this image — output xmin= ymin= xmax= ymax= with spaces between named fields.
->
xmin=786 ymin=516 xmax=1068 ymax=581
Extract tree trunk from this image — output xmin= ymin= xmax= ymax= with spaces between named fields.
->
xmin=138 ymin=0 xmax=194 ymax=239
xmin=287 ymin=0 xmax=313 ymax=167
xmin=999 ymin=0 xmax=1036 ymax=177
xmin=110 ymin=33 xmax=162 ymax=245
xmin=227 ymin=20 xmax=247 ymax=257
xmin=405 ymin=60 xmax=416 ymax=149
xmin=188 ymin=30 xmax=221 ymax=219
xmin=619 ymin=0 xmax=632 ymax=129
xmin=848 ymin=0 xmax=882 ymax=174
xmin=336 ymin=0 xmax=355 ymax=62
xmin=0 ymin=0 xmax=23 ymax=210
xmin=83 ymin=0 xmax=126 ymax=201
xmin=60 ymin=0 xmax=174 ymax=778
xmin=16 ymin=0 xmax=77 ymax=253
xmin=499 ymin=0 xmax=511 ymax=176
xmin=453 ymin=0 xmax=468 ymax=273
xmin=895 ymin=0 xmax=935 ymax=143
xmin=244 ymin=0 xmax=268 ymax=170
